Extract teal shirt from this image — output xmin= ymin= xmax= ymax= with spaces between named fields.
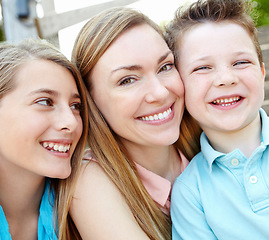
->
xmin=171 ymin=109 xmax=269 ymax=240
xmin=0 ymin=180 xmax=58 ymax=239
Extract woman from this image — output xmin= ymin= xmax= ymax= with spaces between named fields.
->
xmin=69 ymin=7 xmax=201 ymax=240
xmin=0 ymin=38 xmax=88 ymax=240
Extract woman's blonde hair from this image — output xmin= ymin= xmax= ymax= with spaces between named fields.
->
xmin=0 ymin=38 xmax=88 ymax=239
xmin=71 ymin=7 xmax=201 ymax=240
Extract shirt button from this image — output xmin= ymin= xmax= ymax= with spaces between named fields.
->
xmin=249 ymin=176 xmax=258 ymax=184
xmin=231 ymin=158 xmax=239 ymax=166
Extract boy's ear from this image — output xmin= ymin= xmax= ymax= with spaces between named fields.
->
xmin=261 ymin=62 xmax=266 ymax=81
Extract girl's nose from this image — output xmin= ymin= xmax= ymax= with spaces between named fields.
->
xmin=55 ymin=106 xmax=80 ymax=132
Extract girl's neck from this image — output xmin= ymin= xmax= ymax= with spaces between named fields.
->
xmin=0 ymin=163 xmax=45 ymax=239
xmin=204 ymin=113 xmax=262 ymax=158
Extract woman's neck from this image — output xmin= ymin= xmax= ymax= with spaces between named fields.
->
xmin=123 ymin=142 xmax=181 ymax=183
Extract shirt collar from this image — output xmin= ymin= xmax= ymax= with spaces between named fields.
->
xmin=38 ymin=179 xmax=57 ymax=238
xmin=134 ymin=150 xmax=188 ymax=208
xmin=200 ymin=132 xmax=225 ymax=172
xmin=135 ymin=162 xmax=171 ymax=208
xmin=201 ymin=108 xmax=269 ymax=172
xmin=260 ymin=108 xmax=269 ymax=146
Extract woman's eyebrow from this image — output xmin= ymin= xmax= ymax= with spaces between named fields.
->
xmin=110 ymin=51 xmax=173 ymax=76
xmin=111 ymin=64 xmax=142 ymax=75
xmin=158 ymin=50 xmax=173 ymax=65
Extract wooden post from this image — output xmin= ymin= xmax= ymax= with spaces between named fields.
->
xmin=35 ymin=0 xmax=138 ymax=39
xmin=2 ymin=0 xmax=138 ymax=46
xmin=38 ymin=0 xmax=60 ymax=47
xmin=2 ymin=0 xmax=38 ymax=42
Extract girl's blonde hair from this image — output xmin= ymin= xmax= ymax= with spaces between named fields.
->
xmin=71 ymin=7 xmax=201 ymax=240
xmin=0 ymin=38 xmax=88 ymax=239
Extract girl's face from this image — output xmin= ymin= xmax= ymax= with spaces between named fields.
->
xmin=0 ymin=60 xmax=83 ymax=179
xmin=90 ymin=24 xmax=184 ymax=150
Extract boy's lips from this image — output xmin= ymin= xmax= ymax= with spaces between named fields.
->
xmin=211 ymin=96 xmax=241 ymax=106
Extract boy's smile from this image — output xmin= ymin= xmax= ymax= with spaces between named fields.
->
xmin=211 ymin=96 xmax=241 ymax=108
xmin=177 ymin=21 xmax=266 ymax=136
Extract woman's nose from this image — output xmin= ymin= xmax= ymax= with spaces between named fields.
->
xmin=144 ymin=76 xmax=170 ymax=103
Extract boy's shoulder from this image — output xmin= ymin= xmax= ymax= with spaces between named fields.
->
xmin=177 ymin=151 xmax=208 ymax=181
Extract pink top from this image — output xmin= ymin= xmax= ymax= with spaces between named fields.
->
xmin=83 ymin=149 xmax=189 ymax=216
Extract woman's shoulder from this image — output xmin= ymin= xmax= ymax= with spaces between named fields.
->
xmin=70 ymin=152 xmax=150 ymax=239
xmin=75 ymin=149 xmax=117 ymax=197
xmin=82 ymin=148 xmax=97 ymax=162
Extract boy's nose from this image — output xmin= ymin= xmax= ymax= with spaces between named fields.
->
xmin=214 ymin=67 xmax=239 ymax=87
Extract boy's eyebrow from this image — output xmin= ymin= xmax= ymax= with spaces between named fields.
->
xmin=110 ymin=50 xmax=173 ymax=75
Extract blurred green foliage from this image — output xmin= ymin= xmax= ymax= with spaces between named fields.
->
xmin=0 ymin=25 xmax=4 ymax=41
xmin=252 ymin=0 xmax=269 ymax=26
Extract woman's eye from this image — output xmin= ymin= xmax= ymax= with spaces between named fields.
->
xmin=36 ymin=98 xmax=53 ymax=106
xmin=159 ymin=63 xmax=173 ymax=73
xmin=119 ymin=77 xmax=135 ymax=86
xmin=70 ymin=102 xmax=82 ymax=111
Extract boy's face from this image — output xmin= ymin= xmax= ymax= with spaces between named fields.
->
xmin=177 ymin=21 xmax=265 ymax=136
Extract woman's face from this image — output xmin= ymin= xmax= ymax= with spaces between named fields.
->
xmin=0 ymin=60 xmax=83 ymax=179
xmin=90 ymin=24 xmax=184 ymax=149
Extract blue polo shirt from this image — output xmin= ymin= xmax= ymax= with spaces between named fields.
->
xmin=0 ymin=180 xmax=57 ymax=239
xmin=171 ymin=108 xmax=269 ymax=240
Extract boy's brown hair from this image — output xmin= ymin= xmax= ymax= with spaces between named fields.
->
xmin=165 ymin=0 xmax=263 ymax=67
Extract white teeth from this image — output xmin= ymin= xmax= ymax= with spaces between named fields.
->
xmin=141 ymin=107 xmax=172 ymax=121
xmin=213 ymin=96 xmax=240 ymax=106
xmin=42 ymin=142 xmax=71 ymax=153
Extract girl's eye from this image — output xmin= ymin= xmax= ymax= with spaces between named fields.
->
xmin=36 ymin=98 xmax=53 ymax=106
xmin=70 ymin=102 xmax=82 ymax=111
xmin=119 ymin=77 xmax=135 ymax=86
xmin=159 ymin=63 xmax=173 ymax=73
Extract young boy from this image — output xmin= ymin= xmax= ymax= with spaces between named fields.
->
xmin=165 ymin=0 xmax=269 ymax=239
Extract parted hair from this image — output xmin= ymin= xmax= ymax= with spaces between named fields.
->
xmin=165 ymin=0 xmax=263 ymax=67
xmin=71 ymin=7 xmax=201 ymax=240
xmin=0 ymin=38 xmax=88 ymax=240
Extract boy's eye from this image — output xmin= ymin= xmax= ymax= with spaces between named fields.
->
xmin=233 ymin=60 xmax=250 ymax=66
xmin=71 ymin=102 xmax=82 ymax=111
xmin=36 ymin=98 xmax=53 ymax=106
xmin=193 ymin=66 xmax=210 ymax=72
xmin=119 ymin=77 xmax=135 ymax=86
xmin=159 ymin=63 xmax=173 ymax=73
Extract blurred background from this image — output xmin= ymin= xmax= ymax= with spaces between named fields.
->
xmin=0 ymin=0 xmax=269 ymax=111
